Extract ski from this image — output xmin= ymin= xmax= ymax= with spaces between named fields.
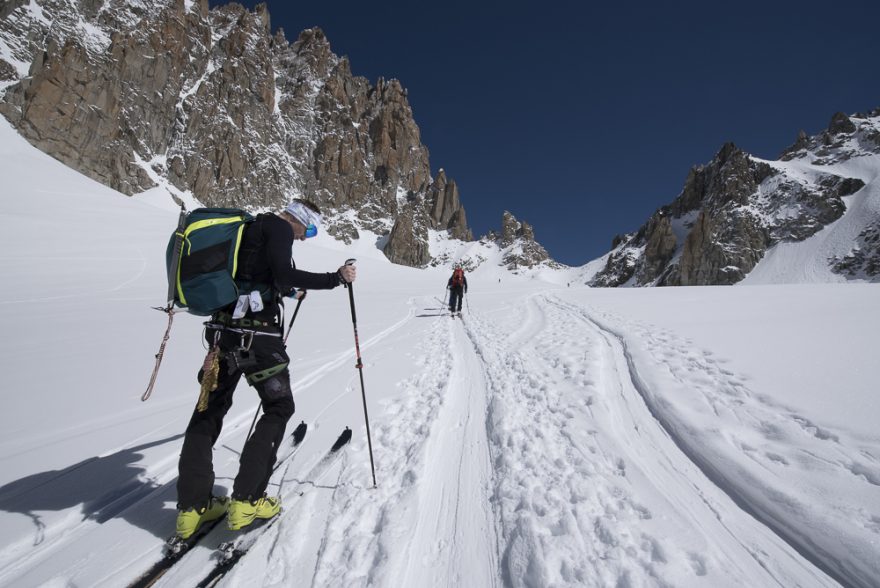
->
xmin=128 ymin=516 xmax=226 ymax=588
xmin=194 ymin=427 xmax=352 ymax=588
xmin=196 ymin=515 xmax=280 ymax=588
xmin=127 ymin=421 xmax=309 ymax=588
xmin=271 ymin=420 xmax=308 ymax=473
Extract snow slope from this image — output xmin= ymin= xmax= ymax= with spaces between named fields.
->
xmin=744 ymin=153 xmax=880 ymax=284
xmin=0 ymin=117 xmax=878 ymax=587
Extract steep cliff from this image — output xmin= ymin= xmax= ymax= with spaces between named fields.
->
xmin=0 ymin=0 xmax=476 ymax=266
xmin=590 ymin=110 xmax=879 ymax=286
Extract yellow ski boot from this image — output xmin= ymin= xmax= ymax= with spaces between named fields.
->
xmin=175 ymin=496 xmax=229 ymax=539
xmin=227 ymin=495 xmax=281 ymax=531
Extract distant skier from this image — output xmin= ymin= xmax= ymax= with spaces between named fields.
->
xmin=174 ymin=199 xmax=356 ymax=540
xmin=446 ymin=266 xmax=468 ymax=315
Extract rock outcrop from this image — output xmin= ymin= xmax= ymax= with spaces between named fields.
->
xmin=831 ymin=221 xmax=880 ymax=279
xmin=780 ymin=108 xmax=880 ymax=165
xmin=427 ymin=169 xmax=472 ymax=241
xmin=382 ymin=203 xmax=431 ymax=267
xmin=491 ymin=210 xmax=556 ymax=270
xmin=590 ymin=110 xmax=876 ymax=286
xmin=0 ymin=0 xmax=477 ymax=267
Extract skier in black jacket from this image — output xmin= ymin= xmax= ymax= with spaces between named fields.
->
xmin=446 ymin=266 xmax=468 ymax=315
xmin=175 ymin=199 xmax=356 ymax=539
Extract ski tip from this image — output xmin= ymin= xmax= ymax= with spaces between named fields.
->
xmin=330 ymin=427 xmax=353 ymax=453
xmin=291 ymin=421 xmax=308 ymax=445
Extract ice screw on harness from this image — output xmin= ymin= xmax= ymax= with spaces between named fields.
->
xmin=197 ymin=334 xmax=222 ymax=412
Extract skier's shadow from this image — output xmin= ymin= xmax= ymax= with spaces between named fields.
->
xmin=0 ymin=434 xmax=185 ymax=544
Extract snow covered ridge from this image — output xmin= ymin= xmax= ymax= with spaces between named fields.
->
xmin=589 ymin=109 xmax=880 ymax=286
xmin=0 ymin=0 xmax=557 ymax=272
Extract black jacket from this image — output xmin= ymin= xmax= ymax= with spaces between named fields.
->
xmin=234 ymin=213 xmax=341 ymax=320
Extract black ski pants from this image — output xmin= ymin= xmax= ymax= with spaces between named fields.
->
xmin=177 ymin=325 xmax=294 ymax=510
xmin=449 ymin=286 xmax=465 ymax=312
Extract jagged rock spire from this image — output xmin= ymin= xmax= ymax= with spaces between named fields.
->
xmin=0 ymin=1 xmax=479 ymax=267
xmin=591 ymin=110 xmax=877 ymax=286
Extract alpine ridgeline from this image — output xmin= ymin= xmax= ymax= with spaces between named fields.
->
xmin=0 ymin=0 xmax=552 ymax=268
xmin=426 ymin=208 xmax=561 ymax=274
xmin=591 ymin=108 xmax=880 ymax=286
xmin=488 ymin=210 xmax=556 ymax=270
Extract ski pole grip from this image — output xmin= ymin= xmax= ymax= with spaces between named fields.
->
xmin=340 ymin=258 xmax=357 ymax=289
xmin=343 ymin=258 xmax=358 ymax=323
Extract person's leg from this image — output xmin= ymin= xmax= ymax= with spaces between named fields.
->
xmin=177 ymin=362 xmax=239 ymax=510
xmin=227 ymin=351 xmax=293 ymax=531
xmin=457 ymin=287 xmax=464 ymax=312
xmin=232 ymin=332 xmax=294 ymax=502
xmin=232 ymin=370 xmax=295 ymax=501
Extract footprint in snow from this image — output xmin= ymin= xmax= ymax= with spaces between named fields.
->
xmin=687 ymin=552 xmax=708 ymax=576
xmin=790 ymin=415 xmax=840 ymax=442
xmin=764 ymin=452 xmax=789 ymax=466
xmin=846 ymin=462 xmax=880 ymax=486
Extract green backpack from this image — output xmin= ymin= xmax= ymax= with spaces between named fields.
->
xmin=165 ymin=208 xmax=255 ymax=316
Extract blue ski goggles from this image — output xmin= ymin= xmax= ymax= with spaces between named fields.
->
xmin=304 ymin=223 xmax=318 ymax=238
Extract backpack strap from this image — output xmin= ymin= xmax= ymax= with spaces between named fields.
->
xmin=233 ymin=214 xmax=278 ymax=309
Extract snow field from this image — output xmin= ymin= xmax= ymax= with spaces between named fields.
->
xmin=461 ymin=294 xmax=831 ymax=587
xmin=553 ymin=290 xmax=880 ymax=587
xmin=1 ymin=116 xmax=878 ymax=587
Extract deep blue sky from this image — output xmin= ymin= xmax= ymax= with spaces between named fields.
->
xmin=213 ymin=0 xmax=880 ymax=265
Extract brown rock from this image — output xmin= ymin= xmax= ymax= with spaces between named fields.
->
xmin=0 ymin=1 xmax=488 ymax=268
xmin=382 ymin=206 xmax=430 ymax=267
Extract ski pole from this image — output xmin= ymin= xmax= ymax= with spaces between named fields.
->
xmin=465 ymin=290 xmax=471 ymax=313
xmin=245 ymin=402 xmax=261 ymax=443
xmin=343 ymin=258 xmax=377 ymax=488
xmin=284 ymin=291 xmax=306 ymax=344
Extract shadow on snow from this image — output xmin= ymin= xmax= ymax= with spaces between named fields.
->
xmin=0 ymin=434 xmax=185 ymax=544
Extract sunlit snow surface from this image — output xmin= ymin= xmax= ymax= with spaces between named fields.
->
xmin=0 ymin=117 xmax=878 ymax=587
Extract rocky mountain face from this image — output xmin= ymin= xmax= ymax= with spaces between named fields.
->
xmin=490 ymin=210 xmax=556 ymax=270
xmin=591 ymin=109 xmax=880 ymax=286
xmin=382 ymin=168 xmax=474 ymax=266
xmin=423 ymin=209 xmax=560 ymax=274
xmin=0 ymin=0 xmax=500 ymax=267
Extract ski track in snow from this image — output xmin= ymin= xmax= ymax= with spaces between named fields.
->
xmin=248 ymin=303 xmax=501 ymax=587
xmin=455 ymin=294 xmax=827 ymax=587
xmin=0 ymin=301 xmax=419 ymax=588
xmin=551 ymin=293 xmax=879 ymax=588
xmin=212 ymin=292 xmax=842 ymax=587
xmin=2 ymin=290 xmax=872 ymax=587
